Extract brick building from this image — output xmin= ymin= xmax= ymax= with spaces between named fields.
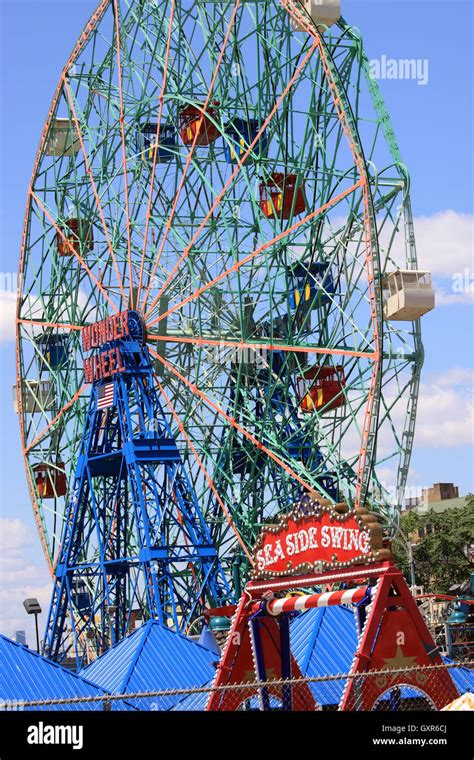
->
xmin=421 ymin=483 xmax=459 ymax=504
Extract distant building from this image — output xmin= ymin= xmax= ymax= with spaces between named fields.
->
xmin=406 ymin=484 xmax=469 ymax=544
xmin=422 ymin=482 xmax=459 ymax=504
xmin=404 ymin=495 xmax=421 ymax=510
xmin=415 ymin=493 xmax=467 ymax=520
xmin=403 ymin=483 xmax=461 ymax=512
xmin=14 ymin=630 xmax=26 ymax=646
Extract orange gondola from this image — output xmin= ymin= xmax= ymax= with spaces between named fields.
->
xmin=33 ymin=463 xmax=67 ymax=498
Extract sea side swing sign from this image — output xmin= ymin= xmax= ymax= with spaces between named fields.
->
xmin=251 ymin=495 xmax=385 ymax=579
xmin=206 ymin=494 xmax=458 ymax=711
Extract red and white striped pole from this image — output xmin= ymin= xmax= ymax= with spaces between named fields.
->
xmin=258 ymin=586 xmax=370 ymax=616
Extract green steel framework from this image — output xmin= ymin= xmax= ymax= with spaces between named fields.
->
xmin=16 ymin=0 xmax=422 ymax=601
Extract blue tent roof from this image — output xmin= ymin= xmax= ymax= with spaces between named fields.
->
xmin=174 ymin=607 xmax=359 ymax=711
xmin=171 ymin=680 xmax=212 ymax=711
xmin=291 ymin=605 xmax=358 ymax=675
xmin=81 ymin=621 xmax=219 ymax=710
xmin=291 ymin=606 xmax=474 ymax=706
xmin=442 ymin=658 xmax=474 ymax=696
xmin=291 ymin=605 xmax=358 ymax=706
xmin=0 ymin=634 xmax=128 ymax=711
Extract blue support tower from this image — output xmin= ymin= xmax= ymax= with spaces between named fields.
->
xmin=43 ymin=312 xmax=231 ymax=667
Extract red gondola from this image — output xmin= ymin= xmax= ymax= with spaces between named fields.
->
xmin=179 ymin=102 xmax=220 ymax=146
xmin=57 ymin=218 xmax=93 ymax=257
xmin=298 ymin=365 xmax=346 ymax=412
xmin=33 ymin=463 xmax=67 ymax=498
xmin=259 ymin=172 xmax=306 ymax=219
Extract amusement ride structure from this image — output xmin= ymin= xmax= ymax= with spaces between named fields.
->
xmin=15 ymin=0 xmax=436 ymax=670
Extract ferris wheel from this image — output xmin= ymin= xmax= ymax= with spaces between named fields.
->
xmin=16 ymin=0 xmax=434 ymax=660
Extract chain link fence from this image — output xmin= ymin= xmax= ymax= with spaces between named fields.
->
xmin=1 ymin=661 xmax=472 ymax=712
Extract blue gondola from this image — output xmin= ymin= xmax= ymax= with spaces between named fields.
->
xmin=287 ymin=436 xmax=312 ymax=464
xmin=36 ymin=334 xmax=69 ymax=371
xmin=288 ymin=261 xmax=335 ymax=309
xmin=316 ymin=476 xmax=339 ymax=502
xmin=72 ymin=582 xmax=93 ymax=613
xmin=232 ymin=441 xmax=264 ymax=474
xmin=136 ymin=122 xmax=176 ymax=163
xmin=223 ymin=117 xmax=268 ymax=164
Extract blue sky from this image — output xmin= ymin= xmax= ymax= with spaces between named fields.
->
xmin=0 ymin=0 xmax=473 ymax=642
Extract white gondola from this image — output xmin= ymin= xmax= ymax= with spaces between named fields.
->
xmin=13 ymin=380 xmax=55 ymax=414
xmin=290 ymin=0 xmax=340 ymax=32
xmin=382 ymin=270 xmax=435 ymax=321
xmin=45 ymin=117 xmax=80 ymax=157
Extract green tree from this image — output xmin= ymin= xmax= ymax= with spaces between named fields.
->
xmin=393 ymin=497 xmax=474 ymax=593
xmin=392 ymin=509 xmax=420 ymax=580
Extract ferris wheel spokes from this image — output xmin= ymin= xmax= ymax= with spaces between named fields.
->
xmin=139 ymin=0 xmax=243 ymax=314
xmin=145 ymin=178 xmax=364 ymax=329
xmin=136 ymin=0 xmax=177 ymax=309
xmin=141 ymin=37 xmax=321 ymax=321
xmin=62 ymin=76 xmax=128 ymax=305
xmin=29 ymin=191 xmax=120 ymax=314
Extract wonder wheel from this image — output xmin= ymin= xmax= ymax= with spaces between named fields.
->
xmin=16 ymin=0 xmax=432 ymax=657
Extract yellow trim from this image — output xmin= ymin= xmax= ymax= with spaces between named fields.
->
xmin=303 ymin=388 xmax=323 ymax=411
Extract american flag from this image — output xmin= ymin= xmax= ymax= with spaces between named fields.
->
xmin=97 ymin=382 xmax=115 ymax=409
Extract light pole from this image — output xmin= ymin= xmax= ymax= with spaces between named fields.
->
xmin=23 ymin=598 xmax=42 ymax=653
xmin=106 ymin=605 xmax=118 ymax=647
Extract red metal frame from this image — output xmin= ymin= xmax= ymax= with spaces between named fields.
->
xmin=206 ymin=561 xmax=458 ymax=711
xmin=340 ymin=567 xmax=459 ymax=710
xmin=206 ymin=595 xmax=318 ymax=711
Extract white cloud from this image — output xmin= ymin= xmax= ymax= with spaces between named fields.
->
xmin=415 ymin=369 xmax=474 ymax=447
xmin=427 ymin=367 xmax=474 ymax=387
xmin=435 ymin=287 xmax=474 ymax=306
xmin=378 ymin=368 xmax=473 ymax=449
xmin=0 ymin=517 xmax=51 ymax=644
xmin=375 ymin=466 xmax=398 ymax=486
xmin=379 ymin=210 xmax=474 ymax=304
xmin=0 ymin=291 xmax=16 ymax=343
xmin=412 ymin=211 xmax=474 ymax=277
xmin=341 ymin=366 xmax=473 ymax=473
xmin=376 ymin=466 xmax=424 ymax=492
